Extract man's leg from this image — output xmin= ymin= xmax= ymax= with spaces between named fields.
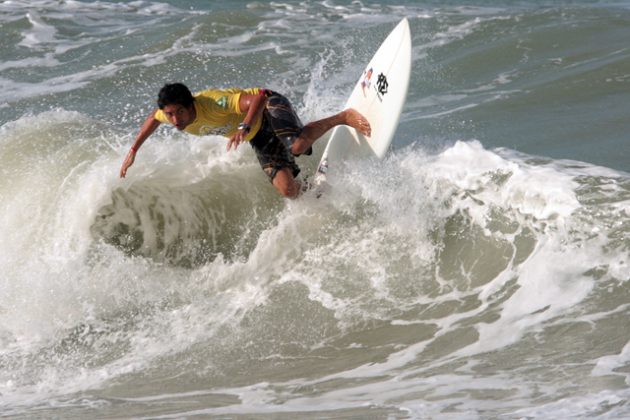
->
xmin=272 ymin=167 xmax=302 ymax=199
xmin=290 ymin=109 xmax=372 ymax=156
xmin=264 ymin=92 xmax=371 ymax=157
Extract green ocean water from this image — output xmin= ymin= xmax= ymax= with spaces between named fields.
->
xmin=1 ymin=1 xmax=629 ymax=418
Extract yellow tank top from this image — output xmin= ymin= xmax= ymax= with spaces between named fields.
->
xmin=154 ymin=88 xmax=262 ymax=141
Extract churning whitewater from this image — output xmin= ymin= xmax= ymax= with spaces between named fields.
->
xmin=1 ymin=1 xmax=630 ymax=418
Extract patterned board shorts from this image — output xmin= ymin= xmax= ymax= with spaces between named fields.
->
xmin=249 ymin=91 xmax=304 ymax=181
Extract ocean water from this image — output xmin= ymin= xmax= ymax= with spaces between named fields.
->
xmin=1 ymin=0 xmax=630 ymax=418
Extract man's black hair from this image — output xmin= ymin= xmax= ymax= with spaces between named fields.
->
xmin=157 ymin=83 xmax=195 ymax=109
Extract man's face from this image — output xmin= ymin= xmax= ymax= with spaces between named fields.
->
xmin=162 ymin=103 xmax=195 ymax=130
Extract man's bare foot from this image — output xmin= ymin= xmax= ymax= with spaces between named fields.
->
xmin=344 ymin=108 xmax=371 ymax=136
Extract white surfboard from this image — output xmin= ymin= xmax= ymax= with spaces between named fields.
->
xmin=314 ymin=18 xmax=412 ymax=186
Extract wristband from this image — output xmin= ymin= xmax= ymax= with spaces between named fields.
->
xmin=130 ymin=145 xmax=139 ymax=153
xmin=238 ymin=122 xmax=251 ymax=134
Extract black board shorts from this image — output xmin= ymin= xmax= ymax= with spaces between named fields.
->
xmin=249 ymin=91 xmax=303 ymax=181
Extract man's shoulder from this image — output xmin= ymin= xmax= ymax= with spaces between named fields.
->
xmin=196 ymin=88 xmax=260 ymax=99
xmin=195 ymin=88 xmax=239 ymax=111
xmin=195 ymin=88 xmax=260 ymax=113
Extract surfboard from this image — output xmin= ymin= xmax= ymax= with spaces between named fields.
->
xmin=314 ymin=18 xmax=412 ymax=187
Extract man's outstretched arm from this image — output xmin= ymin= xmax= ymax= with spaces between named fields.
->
xmin=120 ymin=110 xmax=161 ymax=178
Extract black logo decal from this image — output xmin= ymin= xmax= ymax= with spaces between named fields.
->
xmin=375 ymin=72 xmax=389 ymax=101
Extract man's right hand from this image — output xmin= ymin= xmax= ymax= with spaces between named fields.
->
xmin=120 ymin=149 xmax=136 ymax=178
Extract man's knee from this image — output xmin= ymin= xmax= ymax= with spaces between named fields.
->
xmin=290 ymin=138 xmax=312 ymax=156
xmin=272 ymin=169 xmax=300 ymax=198
xmin=275 ymin=182 xmax=300 ymax=199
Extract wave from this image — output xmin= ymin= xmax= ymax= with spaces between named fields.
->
xmin=1 ymin=109 xmax=629 ymax=416
xmin=2 ymin=1 xmax=630 ymax=415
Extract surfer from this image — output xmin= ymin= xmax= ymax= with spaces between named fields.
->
xmin=119 ymin=83 xmax=371 ymax=198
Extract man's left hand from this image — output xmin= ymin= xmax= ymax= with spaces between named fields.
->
xmin=227 ymin=130 xmax=247 ymax=151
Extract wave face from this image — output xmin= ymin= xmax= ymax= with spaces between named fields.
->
xmin=1 ymin=1 xmax=630 ymax=418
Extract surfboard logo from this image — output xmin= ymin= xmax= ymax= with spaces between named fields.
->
xmin=361 ymin=68 xmax=373 ymax=97
xmin=375 ymin=72 xmax=388 ymax=101
xmin=317 ymin=158 xmax=328 ymax=175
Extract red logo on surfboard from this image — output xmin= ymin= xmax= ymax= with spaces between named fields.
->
xmin=361 ymin=68 xmax=373 ymax=97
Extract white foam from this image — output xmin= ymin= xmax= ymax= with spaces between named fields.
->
xmin=432 ymin=140 xmax=581 ymax=220
xmin=18 ymin=11 xmax=58 ymax=49
xmin=593 ymin=339 xmax=630 ymax=384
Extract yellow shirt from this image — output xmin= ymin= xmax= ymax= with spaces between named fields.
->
xmin=154 ymin=88 xmax=262 ymax=141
